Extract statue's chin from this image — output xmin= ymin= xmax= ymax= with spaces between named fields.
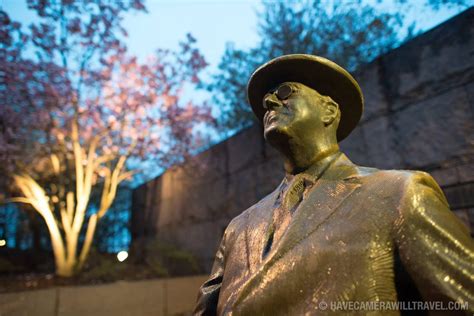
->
xmin=264 ymin=124 xmax=290 ymax=148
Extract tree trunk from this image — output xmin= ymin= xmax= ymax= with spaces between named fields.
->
xmin=56 ymin=260 xmax=76 ymax=277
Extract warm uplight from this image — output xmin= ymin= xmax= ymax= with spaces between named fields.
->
xmin=117 ymin=250 xmax=128 ymax=262
xmin=0 ymin=239 xmax=6 ymax=247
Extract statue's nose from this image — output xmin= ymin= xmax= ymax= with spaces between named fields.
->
xmin=264 ymin=94 xmax=281 ymax=110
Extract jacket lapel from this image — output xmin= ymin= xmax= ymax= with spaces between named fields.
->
xmin=270 ymin=177 xmax=361 ymax=262
xmin=245 ymin=184 xmax=283 ymax=272
xmin=269 ymin=154 xmax=361 ymax=261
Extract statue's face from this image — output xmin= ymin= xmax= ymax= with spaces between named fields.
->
xmin=263 ymin=82 xmax=325 ymax=144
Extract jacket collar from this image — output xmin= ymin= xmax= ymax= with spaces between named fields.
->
xmin=279 ymin=152 xmax=361 ymax=187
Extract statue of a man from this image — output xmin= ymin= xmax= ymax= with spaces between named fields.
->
xmin=194 ymin=55 xmax=474 ymax=315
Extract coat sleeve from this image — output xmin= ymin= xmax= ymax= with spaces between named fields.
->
xmin=193 ymin=231 xmax=226 ymax=316
xmin=394 ymin=171 xmax=474 ymax=312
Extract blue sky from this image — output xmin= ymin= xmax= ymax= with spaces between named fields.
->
xmin=122 ymin=0 xmax=261 ymax=68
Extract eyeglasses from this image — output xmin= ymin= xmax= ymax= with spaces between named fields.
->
xmin=269 ymin=83 xmax=296 ymax=101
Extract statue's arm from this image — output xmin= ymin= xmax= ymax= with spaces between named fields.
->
xmin=193 ymin=232 xmax=226 ymax=316
xmin=395 ymin=171 xmax=474 ymax=311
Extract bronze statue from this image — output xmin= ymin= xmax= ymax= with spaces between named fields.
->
xmin=195 ymin=55 xmax=474 ymax=315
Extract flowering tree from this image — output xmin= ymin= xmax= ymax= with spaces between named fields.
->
xmin=0 ymin=1 xmax=212 ymax=277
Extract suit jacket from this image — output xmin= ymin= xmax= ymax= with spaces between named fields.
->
xmin=194 ymin=154 xmax=474 ymax=315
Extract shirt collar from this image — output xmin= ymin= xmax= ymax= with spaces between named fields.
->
xmin=283 ymin=151 xmax=342 ymax=185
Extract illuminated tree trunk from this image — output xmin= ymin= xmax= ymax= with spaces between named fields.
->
xmin=12 ymin=121 xmax=131 ymax=277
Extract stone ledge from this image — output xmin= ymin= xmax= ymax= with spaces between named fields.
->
xmin=0 ymin=275 xmax=207 ymax=316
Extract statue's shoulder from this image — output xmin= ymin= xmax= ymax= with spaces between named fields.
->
xmin=354 ymin=165 xmax=443 ymax=200
xmin=352 ymin=167 xmax=448 ymax=223
xmin=335 ymin=154 xmax=420 ymax=184
xmin=354 ymin=165 xmax=431 ymax=184
xmin=370 ymin=168 xmax=436 ymax=186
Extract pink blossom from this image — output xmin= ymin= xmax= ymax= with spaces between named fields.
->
xmin=1 ymin=1 xmax=214 ymax=193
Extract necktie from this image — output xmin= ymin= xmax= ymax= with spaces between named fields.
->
xmin=262 ymin=174 xmax=314 ymax=258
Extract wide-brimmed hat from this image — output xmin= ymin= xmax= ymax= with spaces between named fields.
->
xmin=247 ymin=54 xmax=364 ymax=141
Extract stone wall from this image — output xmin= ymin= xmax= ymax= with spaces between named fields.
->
xmin=132 ymin=9 xmax=474 ymax=271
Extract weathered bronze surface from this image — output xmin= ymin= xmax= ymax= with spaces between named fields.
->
xmin=195 ymin=54 xmax=474 ymax=315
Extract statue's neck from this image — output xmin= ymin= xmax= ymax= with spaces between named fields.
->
xmin=283 ymin=143 xmax=340 ymax=175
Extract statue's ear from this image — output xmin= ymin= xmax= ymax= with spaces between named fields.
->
xmin=321 ymin=98 xmax=339 ymax=126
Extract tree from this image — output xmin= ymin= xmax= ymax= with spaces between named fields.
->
xmin=0 ymin=0 xmax=213 ymax=277
xmin=206 ymin=0 xmax=468 ymax=133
